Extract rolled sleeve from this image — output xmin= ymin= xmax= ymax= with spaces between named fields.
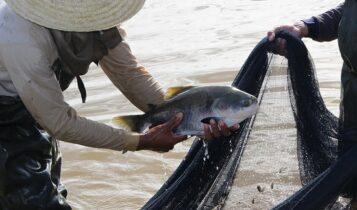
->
xmin=124 ymin=133 xmax=140 ymax=152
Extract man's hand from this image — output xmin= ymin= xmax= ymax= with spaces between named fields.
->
xmin=267 ymin=21 xmax=309 ymax=56
xmin=137 ymin=113 xmax=187 ymax=152
xmin=203 ymin=119 xmax=240 ymax=141
xmin=137 ymin=113 xmax=241 ymax=152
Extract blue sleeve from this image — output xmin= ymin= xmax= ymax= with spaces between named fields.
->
xmin=302 ymin=3 xmax=343 ymax=42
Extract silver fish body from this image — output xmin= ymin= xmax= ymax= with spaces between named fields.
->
xmin=113 ymin=86 xmax=258 ymax=136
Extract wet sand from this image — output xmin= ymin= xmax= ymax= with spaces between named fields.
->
xmin=60 ymin=0 xmax=342 ymax=209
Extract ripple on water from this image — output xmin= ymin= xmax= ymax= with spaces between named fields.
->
xmin=61 ymin=0 xmax=342 ymax=209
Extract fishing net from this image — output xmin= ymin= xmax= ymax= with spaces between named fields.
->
xmin=142 ymin=31 xmax=357 ymax=210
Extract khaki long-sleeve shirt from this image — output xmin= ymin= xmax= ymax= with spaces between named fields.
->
xmin=0 ymin=3 xmax=165 ymax=151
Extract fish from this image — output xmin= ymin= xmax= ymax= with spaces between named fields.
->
xmin=113 ymin=86 xmax=258 ymax=136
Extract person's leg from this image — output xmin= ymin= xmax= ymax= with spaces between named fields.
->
xmin=339 ymin=64 xmax=357 ymax=197
xmin=0 ymin=96 xmax=71 ymax=210
xmin=339 ymin=63 xmax=357 ymax=142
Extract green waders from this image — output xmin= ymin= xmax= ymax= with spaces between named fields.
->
xmin=0 ymin=96 xmax=71 ymax=210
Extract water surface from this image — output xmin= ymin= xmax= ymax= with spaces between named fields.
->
xmin=61 ymin=0 xmax=343 ymax=209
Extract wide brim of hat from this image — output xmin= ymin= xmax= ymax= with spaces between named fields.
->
xmin=4 ymin=0 xmax=145 ymax=32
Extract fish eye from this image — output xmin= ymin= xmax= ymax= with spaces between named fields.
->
xmin=242 ymin=99 xmax=252 ymax=107
xmin=217 ymin=102 xmax=228 ymax=110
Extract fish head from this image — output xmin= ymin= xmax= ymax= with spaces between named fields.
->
xmin=211 ymin=87 xmax=258 ymax=126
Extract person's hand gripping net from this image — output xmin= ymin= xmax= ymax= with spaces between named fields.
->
xmin=267 ymin=21 xmax=309 ymax=56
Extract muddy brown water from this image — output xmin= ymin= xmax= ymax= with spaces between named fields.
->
xmin=61 ymin=0 xmax=342 ymax=209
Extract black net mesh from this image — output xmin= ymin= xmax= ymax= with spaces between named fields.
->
xmin=142 ymin=31 xmax=357 ymax=210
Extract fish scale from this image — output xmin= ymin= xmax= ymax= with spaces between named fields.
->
xmin=113 ymin=86 xmax=259 ymax=136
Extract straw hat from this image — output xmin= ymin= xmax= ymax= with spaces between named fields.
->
xmin=4 ymin=0 xmax=146 ymax=32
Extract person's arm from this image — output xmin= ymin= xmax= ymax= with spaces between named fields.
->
xmin=1 ymin=40 xmax=190 ymax=153
xmin=302 ymin=3 xmax=344 ymax=42
xmin=99 ymin=27 xmax=165 ymax=112
xmin=99 ymin=27 xmax=241 ymax=140
xmin=0 ymin=41 xmax=141 ymax=152
xmin=267 ymin=3 xmax=344 ymax=55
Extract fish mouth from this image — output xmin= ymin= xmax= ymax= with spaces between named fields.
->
xmin=241 ymin=104 xmax=259 ymax=120
xmin=250 ymin=103 xmax=259 ymax=114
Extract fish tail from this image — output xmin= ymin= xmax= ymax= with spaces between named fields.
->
xmin=112 ymin=114 xmax=143 ymax=132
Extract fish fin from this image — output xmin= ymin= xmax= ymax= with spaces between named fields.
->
xmin=147 ymin=103 xmax=157 ymax=110
xmin=201 ymin=117 xmax=223 ymax=124
xmin=164 ymin=86 xmax=196 ymax=100
xmin=112 ymin=114 xmax=142 ymax=132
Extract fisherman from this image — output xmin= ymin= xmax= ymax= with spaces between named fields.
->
xmin=267 ymin=0 xmax=357 ymax=199
xmin=0 ymin=0 xmax=238 ymax=209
